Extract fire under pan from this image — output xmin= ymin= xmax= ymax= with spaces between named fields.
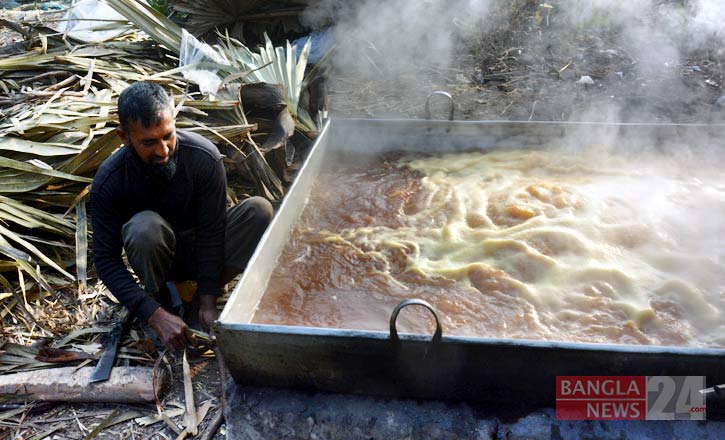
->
xmin=215 ymin=118 xmax=725 ymax=408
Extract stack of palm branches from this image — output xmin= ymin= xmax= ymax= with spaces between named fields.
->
xmin=169 ymin=0 xmax=313 ymax=43
xmin=0 ymin=0 xmax=319 ymax=343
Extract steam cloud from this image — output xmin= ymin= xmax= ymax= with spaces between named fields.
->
xmin=296 ymin=1 xmax=725 ymax=344
xmin=304 ymin=0 xmax=725 ymax=122
xmin=303 ymin=0 xmax=494 ymax=76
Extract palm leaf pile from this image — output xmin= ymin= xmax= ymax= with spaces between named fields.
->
xmin=0 ymin=0 xmax=319 ymax=347
xmin=104 ymin=0 xmax=318 ymax=199
xmin=169 ymin=0 xmax=312 ymax=43
xmin=217 ymin=32 xmax=316 ymax=132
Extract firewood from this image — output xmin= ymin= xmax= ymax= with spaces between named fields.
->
xmin=0 ymin=366 xmax=167 ymax=403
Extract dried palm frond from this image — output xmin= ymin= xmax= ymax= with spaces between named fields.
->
xmin=0 ymin=1 xmax=313 ymax=348
xmin=171 ymin=0 xmax=264 ymax=39
xmin=104 ymin=0 xmax=316 ymax=132
xmin=169 ymin=0 xmax=308 ymax=42
xmin=217 ymin=32 xmax=316 ymax=132
xmin=104 ymin=0 xmax=183 ymax=52
xmin=0 ymin=41 xmax=210 ymax=333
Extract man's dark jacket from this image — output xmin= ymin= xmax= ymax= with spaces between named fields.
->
xmin=91 ymin=130 xmax=226 ymax=322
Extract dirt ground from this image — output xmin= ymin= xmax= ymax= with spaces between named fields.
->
xmin=3 ymin=1 xmax=725 ymax=439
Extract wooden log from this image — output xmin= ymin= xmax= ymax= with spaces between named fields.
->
xmin=0 ymin=366 xmax=166 ymax=403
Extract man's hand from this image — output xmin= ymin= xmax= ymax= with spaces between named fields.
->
xmin=148 ymin=307 xmax=195 ymax=351
xmin=199 ymin=295 xmax=220 ymax=331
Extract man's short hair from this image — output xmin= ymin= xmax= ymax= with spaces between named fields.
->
xmin=117 ymin=81 xmax=173 ymax=131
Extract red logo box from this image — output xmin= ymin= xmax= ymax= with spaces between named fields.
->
xmin=556 ymin=376 xmax=647 ymax=420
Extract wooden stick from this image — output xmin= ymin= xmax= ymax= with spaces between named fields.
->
xmin=182 ymin=350 xmax=197 ymax=436
xmin=43 ymin=75 xmax=78 ymax=92
xmin=17 ymin=71 xmax=72 ymax=85
xmin=200 ymin=345 xmax=229 ymax=440
xmin=161 ymin=413 xmax=183 ymax=436
xmin=0 ymin=366 xmax=166 ymax=403
xmin=214 ymin=346 xmax=229 ymax=414
xmin=200 ymin=410 xmax=224 ymax=440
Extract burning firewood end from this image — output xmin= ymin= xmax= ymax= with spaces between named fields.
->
xmin=2 ymin=0 xmax=725 ymax=438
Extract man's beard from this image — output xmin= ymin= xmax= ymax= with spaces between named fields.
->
xmin=145 ymin=154 xmax=178 ymax=180
xmin=133 ymin=144 xmax=178 ymax=181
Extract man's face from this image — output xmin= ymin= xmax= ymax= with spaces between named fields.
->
xmin=118 ymin=110 xmax=178 ymax=179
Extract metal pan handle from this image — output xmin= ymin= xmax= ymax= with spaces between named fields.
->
xmin=425 ymin=91 xmax=455 ymax=121
xmin=389 ymin=298 xmax=443 ymax=343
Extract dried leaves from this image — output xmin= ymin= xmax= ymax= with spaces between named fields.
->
xmin=169 ymin=0 xmax=308 ymax=42
xmin=0 ymin=3 xmax=313 ymax=436
xmin=0 ymin=5 xmax=262 ymax=339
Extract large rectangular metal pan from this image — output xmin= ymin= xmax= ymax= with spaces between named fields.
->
xmin=215 ymin=118 xmax=725 ymax=407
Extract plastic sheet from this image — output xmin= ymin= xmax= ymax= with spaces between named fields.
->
xmin=55 ymin=0 xmax=127 ymax=43
xmin=179 ymin=29 xmax=230 ymax=96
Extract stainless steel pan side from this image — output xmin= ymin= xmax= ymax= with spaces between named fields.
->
xmin=219 ymin=120 xmax=332 ymax=324
xmin=216 ymin=323 xmax=725 ymax=405
xmin=327 ymin=118 xmax=725 ymax=155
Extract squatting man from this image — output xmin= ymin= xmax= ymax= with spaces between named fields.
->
xmin=91 ymin=81 xmax=273 ymax=351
